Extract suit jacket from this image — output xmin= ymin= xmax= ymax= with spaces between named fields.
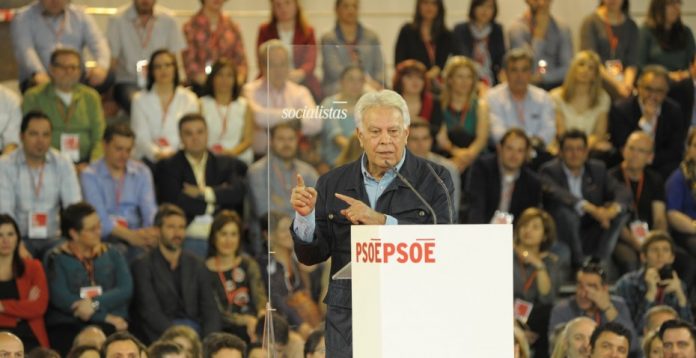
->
xmin=0 ymin=259 xmax=49 ymax=347
xmin=394 ymin=23 xmax=454 ymax=70
xmin=467 ymin=153 xmax=542 ymax=224
xmin=540 ymin=158 xmax=631 ymax=210
xmin=131 ymin=249 xmax=221 ymax=343
xmin=453 ymin=21 xmax=506 ymax=84
xmin=155 ymin=151 xmax=247 ymax=223
xmin=609 ymin=95 xmax=684 ymax=178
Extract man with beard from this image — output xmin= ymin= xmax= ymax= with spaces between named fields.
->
xmin=130 ymin=204 xmax=220 ymax=343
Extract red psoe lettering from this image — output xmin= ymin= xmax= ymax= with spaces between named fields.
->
xmin=383 ymin=243 xmax=395 ymax=263
xmin=424 ymin=242 xmax=436 ymax=263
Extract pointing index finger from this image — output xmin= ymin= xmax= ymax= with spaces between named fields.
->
xmin=335 ymin=193 xmax=357 ymax=205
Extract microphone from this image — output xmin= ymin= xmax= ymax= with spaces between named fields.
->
xmin=425 ymin=162 xmax=454 ymax=224
xmin=385 ymin=160 xmax=437 ymax=224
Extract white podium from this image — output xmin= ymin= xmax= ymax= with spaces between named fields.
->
xmin=350 ymin=224 xmax=513 ymax=357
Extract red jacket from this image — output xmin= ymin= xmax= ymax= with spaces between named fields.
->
xmin=256 ymin=21 xmax=321 ymax=99
xmin=0 ymin=259 xmax=50 ymax=347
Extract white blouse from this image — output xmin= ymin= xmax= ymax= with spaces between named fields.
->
xmin=200 ymin=95 xmax=253 ymax=164
xmin=131 ymin=86 xmax=200 ymax=161
xmin=551 ymin=88 xmax=610 ymax=135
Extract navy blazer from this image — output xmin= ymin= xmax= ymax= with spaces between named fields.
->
xmin=609 ymin=95 xmax=684 ymax=179
xmin=467 ymin=153 xmax=543 ymax=224
xmin=155 ymin=150 xmax=247 ymax=223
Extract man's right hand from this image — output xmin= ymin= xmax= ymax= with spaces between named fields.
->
xmin=290 ymin=174 xmax=317 ymax=217
xmin=33 ymin=72 xmax=50 ymax=86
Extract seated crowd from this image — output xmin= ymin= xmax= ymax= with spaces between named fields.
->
xmin=1 ymin=0 xmax=696 ymax=357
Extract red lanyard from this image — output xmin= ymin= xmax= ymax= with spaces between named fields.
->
xmin=518 ymin=256 xmax=538 ymax=294
xmin=603 ymin=21 xmax=619 ymax=58
xmin=215 ymin=102 xmax=229 ymax=140
xmin=216 ymin=256 xmax=237 ymax=305
xmin=424 ymin=40 xmax=436 ymax=66
xmin=114 ymin=174 xmax=126 ymax=210
xmin=161 ymin=92 xmax=175 ymax=124
xmin=134 ymin=16 xmax=155 ymax=49
xmin=594 ymin=311 xmax=602 ymax=325
xmin=621 ymin=167 xmax=644 ymax=212
xmin=449 ymin=103 xmax=469 ymax=128
xmin=28 ymin=163 xmax=46 ymax=199
xmin=69 ymin=243 xmax=97 ymax=285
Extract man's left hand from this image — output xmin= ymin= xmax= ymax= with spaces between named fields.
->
xmin=183 ymin=183 xmax=202 ymax=198
xmin=87 ymin=66 xmax=108 ymax=87
xmin=335 ymin=193 xmax=386 ymax=225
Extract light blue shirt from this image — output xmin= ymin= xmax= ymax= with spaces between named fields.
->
xmin=487 ymin=83 xmax=556 ymax=145
xmin=562 ymin=163 xmax=587 ymax=215
xmin=80 ymin=159 xmax=158 ymax=236
xmin=294 ymin=151 xmax=405 ymax=243
xmin=11 ymin=2 xmax=111 ymax=82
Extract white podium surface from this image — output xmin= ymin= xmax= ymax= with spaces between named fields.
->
xmin=351 ymin=224 xmax=513 ymax=357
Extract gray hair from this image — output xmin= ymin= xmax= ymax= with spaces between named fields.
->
xmin=503 ymin=47 xmax=534 ymax=70
xmin=258 ymin=39 xmax=288 ymax=66
xmin=638 ymin=64 xmax=670 ymax=86
xmin=354 ymin=90 xmax=410 ymax=130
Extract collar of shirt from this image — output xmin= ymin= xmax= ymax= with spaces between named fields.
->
xmin=16 ymin=147 xmax=55 ymax=166
xmin=334 ymin=22 xmax=364 ymax=44
xmin=562 ymin=162 xmax=585 ymax=199
xmin=498 ymin=162 xmax=520 ymax=183
xmin=95 ymin=158 xmax=137 ymax=178
xmin=360 ymin=151 xmax=406 ymax=208
xmin=638 ymin=98 xmax=663 ymax=120
xmin=185 ymin=151 xmax=209 ymax=188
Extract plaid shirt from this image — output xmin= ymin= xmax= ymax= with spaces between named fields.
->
xmin=0 ymin=148 xmax=81 ymax=239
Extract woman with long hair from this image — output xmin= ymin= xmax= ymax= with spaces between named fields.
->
xmin=131 ymin=49 xmax=199 ymax=163
xmin=257 ymin=0 xmax=321 ymax=100
xmin=551 ymin=51 xmax=612 ymax=153
xmin=436 ymin=56 xmax=489 ymax=173
xmin=392 ymin=60 xmax=442 ymax=129
xmin=452 ymin=0 xmax=505 ymax=86
xmin=0 ymin=214 xmax=49 ymax=351
xmin=200 ymin=59 xmax=254 ymax=164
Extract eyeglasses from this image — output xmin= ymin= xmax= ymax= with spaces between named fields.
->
xmin=52 ymin=63 xmax=80 ymax=72
xmin=580 ymin=259 xmax=606 ymax=281
xmin=640 ymin=85 xmax=668 ymax=95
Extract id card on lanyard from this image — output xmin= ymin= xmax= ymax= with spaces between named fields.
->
xmin=28 ymin=164 xmax=48 ymax=239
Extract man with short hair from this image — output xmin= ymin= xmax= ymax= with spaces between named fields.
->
xmin=407 ymin=119 xmax=460 ymax=221
xmin=541 ymin=129 xmax=631 ymax=268
xmin=643 ymin=305 xmax=679 ymax=336
xmin=609 ymin=65 xmax=685 ymax=179
xmin=72 ymin=325 xmax=107 ymax=350
xmin=0 ymin=331 xmax=24 ymax=358
xmin=467 ymin=128 xmax=542 ymax=224
xmin=0 ymin=111 xmax=81 ymax=257
xmin=589 ymin=322 xmax=632 ymax=358
xmin=0 ymin=86 xmax=21 ymax=155
xmin=22 ymin=48 xmax=106 ymax=166
xmin=148 ymin=340 xmax=187 ymax=358
xmin=102 ymin=332 xmax=146 ymax=358
xmin=660 ymin=319 xmax=696 ymax=358
xmin=11 ymin=0 xmax=111 ymax=93
xmin=106 ymin=0 xmax=186 ymax=112
xmin=614 ymin=231 xmax=692 ymax=333
xmin=202 ymin=332 xmax=247 ymax=358
xmin=549 ymin=262 xmax=637 ymax=352
xmin=487 ymin=48 xmax=556 ymax=147
xmin=81 ymin=123 xmax=158 ymax=261
xmin=131 ymin=204 xmax=221 ymax=343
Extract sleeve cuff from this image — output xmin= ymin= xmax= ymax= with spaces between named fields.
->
xmin=385 ymin=215 xmax=398 ymax=225
xmin=293 ymin=210 xmax=316 ymax=243
xmin=204 ymin=187 xmax=216 ymax=203
xmin=575 ymin=200 xmax=587 ymax=216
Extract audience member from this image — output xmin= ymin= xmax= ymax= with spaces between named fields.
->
xmin=580 ymin=0 xmax=639 ymax=99
xmin=242 ymin=40 xmax=321 ymax=156
xmin=11 ymin=0 xmax=111 ymax=93
xmin=25 ymin=347 xmax=59 ymax=358
xmin=513 ymin=208 xmax=560 ymax=357
xmin=614 ymin=231 xmax=692 ymax=333
xmin=436 ymin=56 xmax=489 ymax=173
xmin=644 ymin=305 xmax=679 ymax=336
xmin=609 ymin=65 xmax=685 ymax=179
xmin=81 ymin=123 xmax=158 ymax=262
xmin=488 ymin=48 xmax=556 ymax=148
xmin=0 ymin=214 xmax=49 ymax=350
xmin=107 ymin=0 xmax=186 ymax=112
xmin=44 ymin=202 xmax=132 ymax=355
xmin=67 ymin=345 xmax=100 ymax=358
xmin=160 ymin=325 xmax=202 ymax=358
xmin=551 ymin=51 xmax=612 ymax=155
xmin=248 ymin=122 xmax=318 ymax=232
xmin=155 ymin=113 xmax=247 ymax=252
xmin=392 ymin=60 xmax=442 ymax=129
xmin=131 ymin=49 xmax=199 ymax=163
xmin=507 ymin=0 xmax=573 ymax=90
xmin=0 ymin=111 xmax=81 ymax=257
xmin=320 ymin=0 xmax=385 ymax=95
xmin=639 ymin=0 xmax=695 ymax=130
xmin=588 ymin=322 xmax=632 ymax=358
xmin=200 ymin=60 xmax=254 ymax=165
xmin=0 ymin=86 xmax=21 ymax=155
xmin=202 ymin=332 xmax=247 ymax=358
xmin=408 ymin=119 xmax=460 ymax=220
xmin=149 ymin=340 xmax=186 ymax=358
xmin=659 ymin=319 xmax=696 ymax=358
xmin=253 ymin=312 xmax=295 ymax=358
xmin=318 ymin=65 xmax=364 ymax=171
xmin=304 ymin=329 xmax=325 ymax=358
xmin=691 ymin=55 xmax=696 ymax=127
xmin=452 ymin=0 xmax=505 ymax=86
xmin=257 ymin=0 xmax=321 ymax=99
xmin=643 ymin=330 xmax=663 ymax=358
xmin=514 ymin=324 xmax=531 ymax=358
xmin=183 ymin=0 xmax=248 ymax=96
xmin=22 ymin=48 xmax=105 ymax=166
xmin=72 ymin=325 xmax=107 ymax=350
xmin=548 ymin=261 xmax=637 ymax=353
xmin=467 ymin=129 xmax=542 ymax=224
xmin=541 ymin=130 xmax=631 ymax=268
xmin=608 ymin=132 xmax=671 ymax=274
xmin=101 ymin=332 xmax=147 ymax=358
xmin=0 ymin=332 xmax=24 ymax=358
xmin=394 ymin=0 xmax=454 ymax=88
xmin=206 ymin=211 xmax=267 ymax=344
xmin=549 ymin=317 xmax=597 ymax=358
xmin=131 ymin=204 xmax=221 ymax=344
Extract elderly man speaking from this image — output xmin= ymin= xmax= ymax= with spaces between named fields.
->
xmin=290 ymin=90 xmax=455 ymax=357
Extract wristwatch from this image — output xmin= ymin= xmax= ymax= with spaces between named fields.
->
xmin=91 ymin=300 xmax=100 ymax=311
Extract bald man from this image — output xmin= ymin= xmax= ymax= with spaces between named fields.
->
xmin=0 ymin=332 xmax=24 ymax=358
xmin=73 ymin=326 xmax=107 ymax=350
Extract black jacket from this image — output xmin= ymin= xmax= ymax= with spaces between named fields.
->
xmin=467 ymin=153 xmax=542 ymax=224
xmin=453 ymin=21 xmax=506 ymax=84
xmin=394 ymin=24 xmax=455 ymax=70
xmin=155 ymin=150 xmax=247 ymax=222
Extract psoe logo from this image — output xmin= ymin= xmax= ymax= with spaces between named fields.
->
xmin=281 ymin=102 xmax=349 ymax=120
xmin=355 ymin=238 xmax=436 ymax=264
